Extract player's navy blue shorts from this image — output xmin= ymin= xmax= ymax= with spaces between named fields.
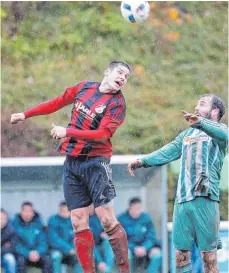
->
xmin=63 ymin=155 xmax=116 ymax=211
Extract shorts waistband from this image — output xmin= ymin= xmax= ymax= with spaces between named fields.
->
xmin=66 ymin=155 xmax=110 ymax=163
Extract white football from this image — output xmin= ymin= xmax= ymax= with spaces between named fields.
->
xmin=120 ymin=1 xmax=150 ymax=24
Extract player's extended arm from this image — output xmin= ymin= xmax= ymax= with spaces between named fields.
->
xmin=141 ymin=132 xmax=184 ymax=167
xmin=11 ymin=97 xmax=71 ymax=124
xmin=128 ymin=130 xmax=186 ymax=176
xmin=10 ymin=86 xmax=79 ymax=124
xmin=24 ymin=96 xmax=72 ymax=117
xmin=192 ymin=118 xmax=228 ymax=146
xmin=51 ymin=124 xmax=112 ymax=142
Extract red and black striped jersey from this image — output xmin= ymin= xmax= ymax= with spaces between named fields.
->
xmin=24 ymin=81 xmax=126 ymax=158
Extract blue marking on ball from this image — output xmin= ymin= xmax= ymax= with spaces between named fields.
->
xmin=128 ymin=14 xmax=136 ymax=23
xmin=123 ymin=3 xmax=131 ymax=11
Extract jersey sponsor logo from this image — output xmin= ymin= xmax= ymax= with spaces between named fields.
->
xmin=95 ymin=104 xmax=106 ymax=114
xmin=184 ymin=136 xmax=191 ymax=144
xmin=184 ymin=134 xmax=208 ymax=145
xmin=75 ymin=101 xmax=96 ymax=120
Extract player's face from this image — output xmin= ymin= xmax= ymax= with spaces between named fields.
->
xmin=106 ymin=65 xmax=130 ymax=92
xmin=194 ymin=96 xmax=213 ymax=119
xmin=129 ymin=203 xmax=142 ymax=219
xmin=59 ymin=205 xmax=70 ymax=218
xmin=20 ymin=205 xmax=35 ymax=222
xmin=1 ymin=212 xmax=8 ymax=229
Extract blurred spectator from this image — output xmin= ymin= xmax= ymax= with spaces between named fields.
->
xmin=89 ymin=204 xmax=115 ymax=273
xmin=13 ymin=202 xmax=52 ymax=273
xmin=48 ymin=201 xmax=82 ymax=273
xmin=1 ymin=208 xmax=17 ymax=273
xmin=118 ymin=197 xmax=162 ymax=273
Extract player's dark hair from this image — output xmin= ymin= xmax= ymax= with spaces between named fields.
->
xmin=199 ymin=94 xmax=225 ymax=121
xmin=59 ymin=201 xmax=67 ymax=207
xmin=108 ymin=61 xmax=131 ymax=74
xmin=21 ymin=201 xmax=33 ymax=208
xmin=129 ymin=197 xmax=142 ymax=206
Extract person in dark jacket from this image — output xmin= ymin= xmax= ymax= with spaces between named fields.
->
xmin=1 ymin=208 xmax=17 ymax=273
xmin=13 ymin=202 xmax=52 ymax=273
xmin=118 ymin=197 xmax=162 ymax=273
xmin=89 ymin=204 xmax=114 ymax=273
xmin=48 ymin=201 xmax=82 ymax=273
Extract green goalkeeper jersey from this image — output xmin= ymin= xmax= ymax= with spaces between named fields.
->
xmin=141 ymin=118 xmax=228 ymax=203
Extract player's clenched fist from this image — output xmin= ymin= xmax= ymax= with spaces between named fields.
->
xmin=51 ymin=123 xmax=67 ymax=139
xmin=10 ymin=113 xmax=25 ymax=124
xmin=128 ymin=159 xmax=142 ymax=176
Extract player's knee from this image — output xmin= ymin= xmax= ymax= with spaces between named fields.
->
xmin=100 ymin=214 xmax=116 ymax=230
xmin=175 ymin=250 xmax=191 ymax=267
xmin=202 ymin=251 xmax=217 ymax=264
xmin=71 ymin=210 xmax=88 ymax=231
xmin=95 ymin=204 xmax=118 ymax=231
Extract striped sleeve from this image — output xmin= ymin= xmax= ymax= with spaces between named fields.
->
xmin=98 ymin=95 xmax=126 ymax=136
xmin=192 ymin=118 xmax=228 ymax=147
